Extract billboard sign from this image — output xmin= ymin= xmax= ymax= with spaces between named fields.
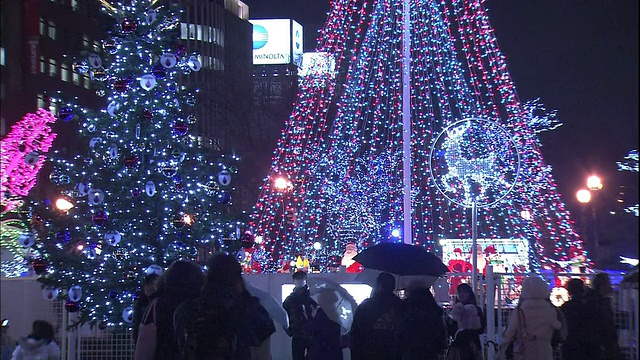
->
xmin=250 ymin=19 xmax=304 ymax=66
xmin=291 ymin=20 xmax=303 ymax=67
xmin=440 ymin=238 xmax=531 ymax=274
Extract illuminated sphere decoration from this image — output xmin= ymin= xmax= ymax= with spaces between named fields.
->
xmin=429 ymin=118 xmax=521 ymax=208
xmin=576 ymin=189 xmax=591 ymax=204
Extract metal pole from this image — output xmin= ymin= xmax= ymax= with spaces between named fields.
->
xmin=402 ymin=0 xmax=412 ymax=244
xmin=472 ymin=201 xmax=478 ymax=295
xmin=486 ymin=265 xmax=495 ymax=360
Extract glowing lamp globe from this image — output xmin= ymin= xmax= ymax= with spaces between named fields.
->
xmin=55 ymin=198 xmax=74 ymax=212
xmin=576 ymin=189 xmax=591 ymax=204
xmin=587 ymin=175 xmax=602 ymax=191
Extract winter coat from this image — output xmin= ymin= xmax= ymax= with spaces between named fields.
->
xmin=502 ymin=277 xmax=561 ymax=360
xmin=174 ymin=284 xmax=275 ymax=360
xmin=447 ymin=302 xmax=484 ymax=360
xmin=349 ymin=292 xmax=402 ymax=360
xmin=10 ymin=338 xmax=60 ymax=360
xmin=560 ymin=296 xmax=601 ymax=360
xmin=305 ymin=308 xmax=343 ymax=360
xmin=282 ymin=285 xmax=317 ymax=339
xmin=585 ymin=290 xmax=622 ymax=360
xmin=395 ymin=289 xmax=447 ymax=360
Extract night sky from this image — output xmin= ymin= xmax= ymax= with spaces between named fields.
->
xmin=243 ymin=0 xmax=638 ymax=218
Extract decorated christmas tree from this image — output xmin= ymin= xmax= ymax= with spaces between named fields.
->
xmin=25 ymin=1 xmax=242 ymax=327
xmin=250 ymin=0 xmax=587 ymax=272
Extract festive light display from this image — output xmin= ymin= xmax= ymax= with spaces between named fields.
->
xmin=25 ymin=0 xmax=242 ymax=327
xmin=617 ymin=150 xmax=639 ymax=217
xmin=250 ymin=0 xmax=587 ymax=272
xmin=1 ymin=109 xmax=57 ymax=204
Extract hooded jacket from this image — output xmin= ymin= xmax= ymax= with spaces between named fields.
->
xmin=502 ymin=277 xmax=561 ymax=360
xmin=11 ymin=337 xmax=60 ymax=360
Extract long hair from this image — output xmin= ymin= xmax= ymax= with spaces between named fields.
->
xmin=456 ymin=283 xmax=477 ymax=306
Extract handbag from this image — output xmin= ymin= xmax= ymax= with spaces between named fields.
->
xmin=514 ymin=308 xmax=527 ymax=354
xmin=135 ymin=298 xmax=158 ymax=360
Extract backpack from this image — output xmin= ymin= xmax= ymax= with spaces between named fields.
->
xmin=174 ymin=297 xmax=240 ymax=360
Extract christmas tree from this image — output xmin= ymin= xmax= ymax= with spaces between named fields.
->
xmin=26 ymin=1 xmax=241 ymax=327
xmin=250 ymin=0 xmax=586 ymax=272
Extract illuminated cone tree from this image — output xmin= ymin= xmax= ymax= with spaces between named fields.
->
xmin=250 ymin=0 xmax=586 ymax=272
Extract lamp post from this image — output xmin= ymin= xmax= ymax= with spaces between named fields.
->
xmin=576 ymin=175 xmax=602 ymax=265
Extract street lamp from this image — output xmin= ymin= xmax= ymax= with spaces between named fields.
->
xmin=576 ymin=175 xmax=603 ymax=265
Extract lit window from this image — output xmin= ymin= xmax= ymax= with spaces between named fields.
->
xmin=49 ymin=59 xmax=57 ymax=77
xmin=188 ymin=24 xmax=196 ymax=40
xmin=37 ymin=94 xmax=56 ymax=113
xmin=40 ymin=56 xmax=46 ymax=73
xmin=0 ymin=47 xmax=5 ymax=66
xmin=83 ymin=75 xmax=90 ymax=89
xmin=180 ymin=23 xmax=188 ymax=40
xmin=72 ymin=72 xmax=80 ymax=85
xmin=197 ymin=25 xmax=202 ymax=41
xmin=93 ymin=41 xmax=100 ymax=52
xmin=61 ymin=63 xmax=69 ymax=82
xmin=39 ymin=18 xmax=46 ymax=35
xmin=48 ymin=21 xmax=56 ymax=40
xmin=83 ymin=35 xmax=90 ymax=48
xmin=71 ymin=0 xmax=78 ymax=10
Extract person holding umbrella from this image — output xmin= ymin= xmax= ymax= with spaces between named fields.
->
xmin=349 ymin=272 xmax=402 ymax=360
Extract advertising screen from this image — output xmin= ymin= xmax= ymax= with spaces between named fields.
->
xmin=440 ymin=238 xmax=530 ymax=274
xmin=291 ymin=20 xmax=304 ymax=68
xmin=251 ymin=19 xmax=293 ymax=65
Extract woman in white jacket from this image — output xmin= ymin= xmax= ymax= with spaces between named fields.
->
xmin=11 ymin=320 xmax=60 ymax=360
xmin=502 ymin=276 xmax=561 ymax=360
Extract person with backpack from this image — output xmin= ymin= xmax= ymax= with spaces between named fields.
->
xmin=446 ymin=283 xmax=484 ymax=360
xmin=174 ymin=253 xmax=275 ymax=360
xmin=349 ymin=272 xmax=402 ymax=360
xmin=282 ymin=270 xmax=317 ymax=360
xmin=395 ymin=283 xmax=447 ymax=360
xmin=11 ymin=320 xmax=60 ymax=360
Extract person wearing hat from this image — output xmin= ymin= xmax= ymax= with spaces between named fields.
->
xmin=283 ymin=270 xmax=317 ymax=360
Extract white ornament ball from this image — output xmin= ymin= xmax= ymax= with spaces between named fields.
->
xmin=104 ymin=231 xmax=122 ymax=246
xmin=42 ymin=287 xmax=59 ymax=301
xmin=88 ymin=189 xmax=105 ymax=205
xmin=187 ymin=56 xmax=201 ymax=72
xmin=218 ymin=170 xmax=231 ymax=186
xmin=25 ymin=152 xmax=40 ymax=166
xmin=140 ymin=74 xmax=156 ymax=91
xmin=122 ymin=306 xmax=134 ymax=323
xmin=108 ymin=144 xmax=118 ymax=159
xmin=88 ymin=53 xmax=102 ymax=69
xmin=18 ymin=233 xmax=36 ymax=247
xmin=107 ymin=101 xmax=120 ymax=117
xmin=160 ymin=53 xmax=177 ymax=68
xmin=145 ymin=264 xmax=164 ymax=276
xmin=89 ymin=137 xmax=103 ymax=149
xmin=68 ymin=285 xmax=82 ymax=302
xmin=145 ymin=181 xmax=156 ymax=197
xmin=75 ymin=182 xmax=89 ymax=196
xmin=145 ymin=9 xmax=157 ymax=24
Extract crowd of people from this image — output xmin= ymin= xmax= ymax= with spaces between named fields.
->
xmin=0 ymin=261 xmax=626 ymax=360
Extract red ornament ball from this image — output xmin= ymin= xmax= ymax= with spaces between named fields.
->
xmin=92 ymin=210 xmax=109 ymax=226
xmin=124 ymin=155 xmax=139 ymax=168
xmin=173 ymin=122 xmax=189 ymax=136
xmin=32 ymin=258 xmax=49 ymax=275
xmin=142 ymin=108 xmax=153 ymax=120
xmin=113 ymin=79 xmax=129 ymax=93
xmin=121 ymin=18 xmax=137 ymax=34
xmin=64 ymin=300 xmax=80 ymax=313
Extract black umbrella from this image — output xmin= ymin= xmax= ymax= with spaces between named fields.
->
xmin=352 ymin=242 xmax=449 ymax=276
